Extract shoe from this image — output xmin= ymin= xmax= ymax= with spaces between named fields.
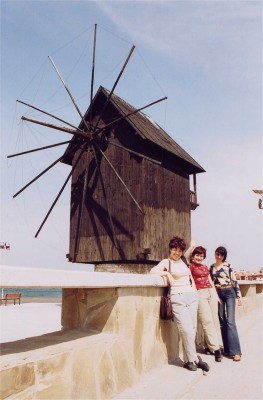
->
xmin=204 ymin=347 xmax=214 ymax=355
xmin=214 ymin=349 xmax=222 ymax=362
xmin=184 ymin=362 xmax=197 ymax=371
xmin=233 ymin=355 xmax=241 ymax=361
xmin=195 ymin=356 xmax=209 ymax=372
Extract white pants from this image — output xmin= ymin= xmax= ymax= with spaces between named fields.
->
xmin=171 ymin=291 xmax=199 ymax=363
xmin=197 ymin=288 xmax=222 ymax=351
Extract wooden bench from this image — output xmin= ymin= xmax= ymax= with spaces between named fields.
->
xmin=1 ymin=293 xmax=22 ymax=305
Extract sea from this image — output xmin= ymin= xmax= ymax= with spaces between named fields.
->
xmin=1 ymin=288 xmax=62 ymax=298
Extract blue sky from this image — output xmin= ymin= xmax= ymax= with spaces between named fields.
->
xmin=1 ymin=1 xmax=262 ymax=271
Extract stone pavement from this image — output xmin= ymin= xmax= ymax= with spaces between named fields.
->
xmin=113 ymin=310 xmax=263 ymax=400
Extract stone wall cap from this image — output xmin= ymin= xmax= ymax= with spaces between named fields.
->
xmin=0 ymin=265 xmax=166 ymax=288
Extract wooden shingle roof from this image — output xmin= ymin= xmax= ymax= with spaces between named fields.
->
xmin=63 ymin=86 xmax=205 ymax=174
xmin=103 ymin=87 xmax=205 ymax=173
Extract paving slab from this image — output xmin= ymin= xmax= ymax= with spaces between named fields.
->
xmin=113 ymin=310 xmax=263 ymax=400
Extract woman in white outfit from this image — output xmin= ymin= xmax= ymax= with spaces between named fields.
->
xmin=150 ymin=236 xmax=209 ymax=372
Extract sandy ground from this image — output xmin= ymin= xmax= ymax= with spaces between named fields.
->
xmin=0 ymin=299 xmax=62 ymax=343
xmin=20 ymin=297 xmax=61 ymax=303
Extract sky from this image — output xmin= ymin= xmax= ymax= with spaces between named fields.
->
xmin=1 ymin=0 xmax=262 ymax=272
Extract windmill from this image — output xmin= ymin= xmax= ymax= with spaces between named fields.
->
xmin=8 ymin=25 xmax=205 ymax=269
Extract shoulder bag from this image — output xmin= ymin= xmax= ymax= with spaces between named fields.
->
xmin=160 ymin=260 xmax=173 ymax=320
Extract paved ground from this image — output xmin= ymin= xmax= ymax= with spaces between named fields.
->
xmin=1 ymin=301 xmax=262 ymax=399
xmin=113 ymin=310 xmax=263 ymax=400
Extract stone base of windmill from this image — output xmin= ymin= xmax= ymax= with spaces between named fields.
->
xmin=94 ymin=263 xmax=156 ymax=274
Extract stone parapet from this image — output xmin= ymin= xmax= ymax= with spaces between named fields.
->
xmin=1 ymin=286 xmax=179 ymax=399
xmin=0 ymin=265 xmax=164 ymax=288
xmin=0 ymin=265 xmax=262 ymax=399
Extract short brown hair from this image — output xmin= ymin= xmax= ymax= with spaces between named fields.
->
xmin=192 ymin=246 xmax=206 ymax=259
xmin=169 ymin=236 xmax=186 ymax=251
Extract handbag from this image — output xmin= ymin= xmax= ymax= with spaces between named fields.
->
xmin=160 ymin=260 xmax=173 ymax=320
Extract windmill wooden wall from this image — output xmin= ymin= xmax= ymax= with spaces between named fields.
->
xmin=64 ymin=87 xmax=204 ymax=265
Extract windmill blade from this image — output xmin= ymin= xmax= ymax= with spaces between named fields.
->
xmin=35 ymin=144 xmax=87 ymax=237
xmin=95 ymin=96 xmax=167 ymax=136
xmin=72 ymin=144 xmax=93 ymax=261
xmin=13 ymin=154 xmax=65 ymax=198
xmin=7 ymin=140 xmax=71 ymax=159
xmin=73 ymin=142 xmax=119 ymax=261
xmin=17 ymin=99 xmax=82 ymax=131
xmin=93 ymin=141 xmax=143 ymax=214
xmin=21 ymin=116 xmax=91 ymax=139
xmin=92 ymin=45 xmax=135 ymax=133
xmin=89 ymin=23 xmax=97 ymax=123
xmin=92 ymin=143 xmax=119 ymax=248
xmin=108 ymin=141 xmax=162 ymax=166
xmin=72 ymin=173 xmax=88 ymax=261
xmin=48 ymin=55 xmax=91 ymax=132
xmin=13 ymin=141 xmax=80 ymax=198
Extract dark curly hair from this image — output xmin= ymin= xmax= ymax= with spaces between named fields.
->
xmin=192 ymin=246 xmax=206 ymax=259
xmin=215 ymin=246 xmax=227 ymax=262
xmin=169 ymin=236 xmax=186 ymax=251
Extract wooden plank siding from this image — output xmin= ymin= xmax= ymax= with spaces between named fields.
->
xmin=69 ymin=135 xmax=191 ymax=263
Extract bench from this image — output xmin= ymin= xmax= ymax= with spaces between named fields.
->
xmin=1 ymin=293 xmax=22 ymax=305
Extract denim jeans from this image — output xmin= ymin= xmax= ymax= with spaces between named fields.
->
xmin=171 ymin=291 xmax=199 ymax=363
xmin=217 ymin=288 xmax=241 ymax=356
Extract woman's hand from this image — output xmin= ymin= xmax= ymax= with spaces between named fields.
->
xmin=237 ymin=298 xmax=242 ymax=306
xmin=166 ymin=272 xmax=176 ymax=286
xmin=190 ymin=239 xmax=197 ymax=247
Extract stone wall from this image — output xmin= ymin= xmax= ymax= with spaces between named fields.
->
xmin=0 ymin=270 xmax=262 ymax=400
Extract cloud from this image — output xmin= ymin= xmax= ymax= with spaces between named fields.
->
xmin=97 ymin=1 xmax=261 ymax=85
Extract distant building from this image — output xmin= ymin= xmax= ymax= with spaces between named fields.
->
xmin=236 ymin=270 xmax=263 ymax=281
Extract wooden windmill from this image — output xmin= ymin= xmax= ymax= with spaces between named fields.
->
xmin=8 ymin=25 xmax=205 ymax=270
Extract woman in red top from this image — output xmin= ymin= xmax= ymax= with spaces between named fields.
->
xmin=188 ymin=246 xmax=222 ymax=362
